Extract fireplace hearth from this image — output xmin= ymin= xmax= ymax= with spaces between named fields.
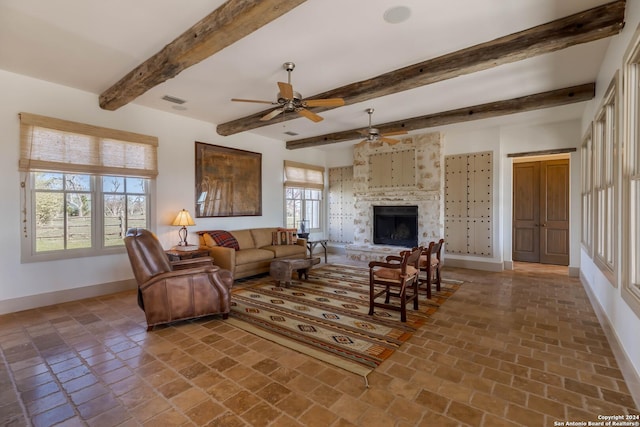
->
xmin=373 ymin=205 xmax=418 ymax=248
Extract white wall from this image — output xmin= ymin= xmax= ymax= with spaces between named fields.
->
xmin=441 ymin=120 xmax=583 ymax=272
xmin=500 ymin=120 xmax=582 ymax=273
xmin=0 ymin=69 xmax=326 ymax=307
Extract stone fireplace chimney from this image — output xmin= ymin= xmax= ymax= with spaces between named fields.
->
xmin=346 ymin=132 xmax=443 ymax=262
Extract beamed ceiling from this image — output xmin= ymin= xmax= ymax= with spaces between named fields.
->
xmin=0 ymin=0 xmax=626 ymax=151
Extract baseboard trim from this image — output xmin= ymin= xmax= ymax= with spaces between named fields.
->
xmin=568 ymin=266 xmax=580 ymax=277
xmin=445 ymin=258 xmax=504 ymax=272
xmin=0 ymin=279 xmax=137 ymax=315
xmin=580 ymin=272 xmax=640 ymax=409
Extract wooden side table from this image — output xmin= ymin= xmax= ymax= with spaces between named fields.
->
xmin=165 ymin=248 xmax=210 ymax=261
xmin=306 ymin=239 xmax=328 ymax=263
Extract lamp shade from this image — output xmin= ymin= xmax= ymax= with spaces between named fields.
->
xmin=172 ymin=209 xmax=195 ymax=227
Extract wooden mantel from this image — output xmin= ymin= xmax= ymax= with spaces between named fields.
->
xmin=99 ymin=0 xmax=306 ymax=111
xmin=217 ymin=0 xmax=624 ymax=136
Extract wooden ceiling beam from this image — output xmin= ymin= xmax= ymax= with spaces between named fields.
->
xmin=217 ymin=0 xmax=624 ymax=136
xmin=285 ymin=83 xmax=595 ymax=150
xmin=99 ymin=0 xmax=306 ymax=111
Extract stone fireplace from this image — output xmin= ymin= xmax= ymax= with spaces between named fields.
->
xmin=346 ymin=132 xmax=443 ymax=262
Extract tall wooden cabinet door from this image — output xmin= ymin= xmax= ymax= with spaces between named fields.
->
xmin=540 ymin=159 xmax=570 ymax=265
xmin=513 ymin=162 xmax=540 ymax=262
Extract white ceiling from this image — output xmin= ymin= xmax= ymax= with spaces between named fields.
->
xmin=0 ymin=0 xmax=612 ymax=150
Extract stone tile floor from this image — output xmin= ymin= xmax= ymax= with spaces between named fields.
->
xmin=0 ymin=258 xmax=638 ymax=426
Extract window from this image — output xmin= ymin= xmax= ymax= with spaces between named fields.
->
xmin=622 ymin=27 xmax=640 ymax=317
xmin=19 ymin=113 xmax=157 ymax=261
xmin=283 ymin=161 xmax=324 ymax=232
xmin=581 ymin=125 xmax=593 ymax=254
xmin=592 ymin=76 xmax=617 ymax=278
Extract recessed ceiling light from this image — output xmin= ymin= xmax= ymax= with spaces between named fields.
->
xmin=383 ymin=6 xmax=411 ymax=24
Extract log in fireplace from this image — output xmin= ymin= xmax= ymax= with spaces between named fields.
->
xmin=373 ymin=205 xmax=418 ymax=248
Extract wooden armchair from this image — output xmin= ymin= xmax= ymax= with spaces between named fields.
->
xmin=419 ymin=239 xmax=444 ymax=299
xmin=368 ymin=246 xmax=422 ymax=322
xmin=124 ymin=228 xmax=233 ymax=331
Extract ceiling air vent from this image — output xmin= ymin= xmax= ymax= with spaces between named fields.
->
xmin=162 ymin=95 xmax=186 ymax=105
xmin=284 ymin=131 xmax=298 ymax=136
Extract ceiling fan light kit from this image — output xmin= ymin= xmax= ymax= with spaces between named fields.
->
xmin=232 ymin=62 xmax=345 ymax=123
xmin=359 ymin=108 xmax=408 ymax=145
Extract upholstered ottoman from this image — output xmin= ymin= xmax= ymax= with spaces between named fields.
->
xmin=270 ymin=257 xmax=320 ymax=287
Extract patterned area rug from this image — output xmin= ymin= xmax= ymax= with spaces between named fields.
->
xmin=227 ymin=264 xmax=461 ymax=378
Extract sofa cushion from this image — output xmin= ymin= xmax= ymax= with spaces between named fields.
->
xmin=235 ymin=248 xmax=275 ymax=265
xmin=230 ymin=230 xmax=255 ymax=250
xmin=262 ymin=244 xmax=306 ymax=258
xmin=251 ymin=228 xmax=278 ymax=248
xmin=201 ymin=233 xmax=217 ymax=248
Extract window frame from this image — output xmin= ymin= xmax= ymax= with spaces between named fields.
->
xmin=19 ymin=113 xmax=157 ymax=263
xmin=622 ymin=25 xmax=640 ymax=318
xmin=581 ymin=123 xmax=593 ymax=255
xmin=592 ymin=74 xmax=618 ymax=283
xmin=283 ymin=161 xmax=325 ymax=234
xmin=283 ymin=186 xmax=323 ymax=233
xmin=22 ymin=172 xmax=155 ymax=263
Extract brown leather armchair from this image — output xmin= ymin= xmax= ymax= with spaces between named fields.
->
xmin=124 ymin=228 xmax=233 ymax=331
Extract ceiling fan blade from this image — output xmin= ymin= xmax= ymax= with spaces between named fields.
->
xmin=381 ymin=130 xmax=408 ymax=137
xmin=357 ymin=129 xmax=370 ymax=136
xmin=277 ymin=81 xmax=294 ymax=99
xmin=260 ymin=108 xmax=284 ymax=121
xmin=380 ymin=137 xmax=401 ymax=145
xmin=303 ymin=98 xmax=345 ymax=107
xmin=231 ymin=98 xmax=275 ymax=104
xmin=297 ymin=108 xmax=324 ymax=122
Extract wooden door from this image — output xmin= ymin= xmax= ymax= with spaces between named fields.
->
xmin=540 ymin=160 xmax=570 ymax=265
xmin=512 ymin=159 xmax=569 ymax=265
xmin=513 ymin=162 xmax=540 ymax=262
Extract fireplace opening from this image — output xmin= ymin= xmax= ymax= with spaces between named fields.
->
xmin=373 ymin=205 xmax=418 ymax=247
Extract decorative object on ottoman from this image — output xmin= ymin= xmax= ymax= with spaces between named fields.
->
xmin=124 ymin=228 xmax=233 ymax=331
xmin=270 ymin=257 xmax=320 ymax=287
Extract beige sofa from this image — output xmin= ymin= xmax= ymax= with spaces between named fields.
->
xmin=197 ymin=228 xmax=307 ymax=280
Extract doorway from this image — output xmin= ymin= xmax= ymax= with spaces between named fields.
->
xmin=512 ymin=158 xmax=570 ymax=265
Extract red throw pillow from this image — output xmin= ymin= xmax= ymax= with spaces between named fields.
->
xmin=208 ymin=230 xmax=240 ymax=251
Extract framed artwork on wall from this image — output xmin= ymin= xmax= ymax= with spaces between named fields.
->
xmin=195 ymin=142 xmax=262 ymax=217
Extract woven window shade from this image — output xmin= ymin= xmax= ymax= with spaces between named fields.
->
xmin=19 ymin=113 xmax=158 ymax=177
xmin=284 ymin=160 xmax=324 ymax=189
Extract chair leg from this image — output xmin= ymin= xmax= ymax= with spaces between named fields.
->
xmin=369 ymin=281 xmax=375 ymax=316
xmin=400 ymin=290 xmax=407 ymax=323
xmin=412 ymin=280 xmax=419 ymax=310
xmin=425 ymin=269 xmax=432 ymax=299
xmin=435 ymin=266 xmax=441 ymax=291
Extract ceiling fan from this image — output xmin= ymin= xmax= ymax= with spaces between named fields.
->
xmin=358 ymin=108 xmax=408 ymax=145
xmin=231 ymin=62 xmax=345 ymax=122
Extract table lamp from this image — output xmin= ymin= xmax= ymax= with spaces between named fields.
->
xmin=172 ymin=209 xmax=195 ymax=246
